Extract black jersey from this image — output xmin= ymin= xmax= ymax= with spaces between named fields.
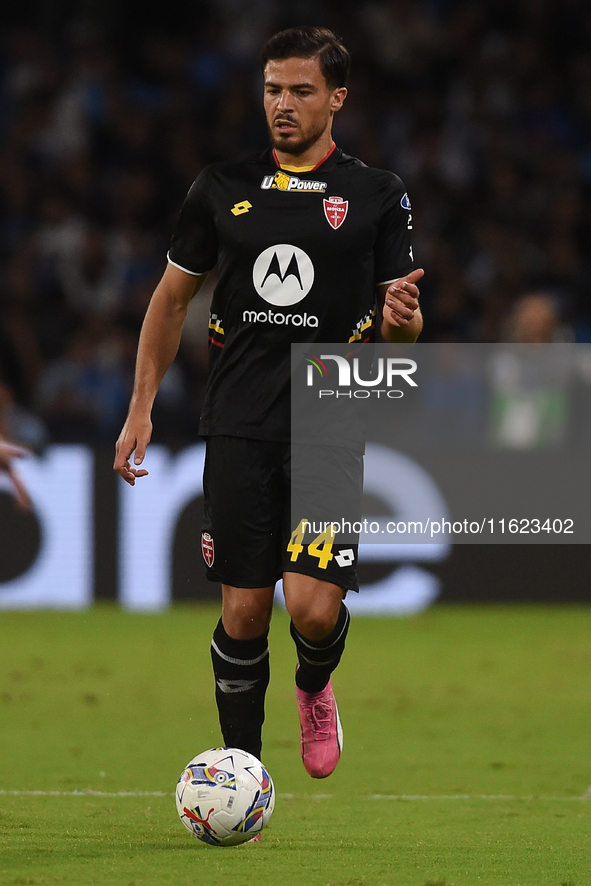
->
xmin=168 ymin=146 xmax=414 ymax=442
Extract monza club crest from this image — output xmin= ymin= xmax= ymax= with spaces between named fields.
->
xmin=201 ymin=532 xmax=215 ymax=567
xmin=323 ymin=195 xmax=348 ymax=230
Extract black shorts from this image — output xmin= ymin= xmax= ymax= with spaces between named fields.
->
xmin=201 ymin=436 xmax=361 ymax=591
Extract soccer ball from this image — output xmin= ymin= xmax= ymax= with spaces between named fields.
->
xmin=175 ymin=747 xmax=275 ymax=846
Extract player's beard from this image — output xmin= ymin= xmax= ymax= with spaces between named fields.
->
xmin=267 ymin=116 xmax=329 ymax=156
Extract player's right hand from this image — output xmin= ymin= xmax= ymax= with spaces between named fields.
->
xmin=113 ymin=414 xmax=153 ymax=485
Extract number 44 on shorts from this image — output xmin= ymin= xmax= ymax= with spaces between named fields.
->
xmin=287 ymin=519 xmax=355 ymax=569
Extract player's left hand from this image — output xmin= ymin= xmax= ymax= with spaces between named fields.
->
xmin=0 ymin=441 xmax=32 ymax=510
xmin=383 ymin=268 xmax=424 ymax=327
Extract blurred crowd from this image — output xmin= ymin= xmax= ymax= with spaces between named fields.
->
xmin=1 ymin=0 xmax=590 ymax=447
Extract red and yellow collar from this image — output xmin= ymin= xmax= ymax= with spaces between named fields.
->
xmin=272 ymin=142 xmax=336 ymax=173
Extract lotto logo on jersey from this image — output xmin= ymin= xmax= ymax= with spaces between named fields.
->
xmin=260 ymin=171 xmax=327 ymax=193
xmin=323 ymin=196 xmax=348 ymax=230
xmin=201 ymin=532 xmax=215 ymax=568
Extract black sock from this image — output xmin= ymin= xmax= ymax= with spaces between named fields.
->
xmin=291 ymin=603 xmax=350 ymax=694
xmin=210 ymin=619 xmax=270 ymax=760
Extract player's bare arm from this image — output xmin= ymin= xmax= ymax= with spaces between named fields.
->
xmin=378 ymin=267 xmax=424 ymax=343
xmin=114 ymin=263 xmax=208 ymax=485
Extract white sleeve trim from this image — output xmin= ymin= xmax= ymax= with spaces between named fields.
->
xmin=167 ymin=252 xmax=211 ymax=276
xmin=376 ymin=277 xmax=401 ymax=286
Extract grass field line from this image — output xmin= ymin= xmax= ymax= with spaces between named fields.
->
xmin=2 ymin=789 xmax=591 ymax=802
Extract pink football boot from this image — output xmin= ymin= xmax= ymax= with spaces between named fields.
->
xmin=296 ymin=678 xmax=343 ymax=778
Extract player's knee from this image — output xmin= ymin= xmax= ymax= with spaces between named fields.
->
xmin=223 ymin=606 xmax=271 ymax=639
xmin=222 ymin=587 xmax=273 ymax=640
xmin=289 ymin=602 xmax=338 ymax=641
xmin=284 ymin=577 xmax=344 ymax=640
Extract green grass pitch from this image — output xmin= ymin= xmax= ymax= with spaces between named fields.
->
xmin=1 ymin=604 xmax=591 ymax=886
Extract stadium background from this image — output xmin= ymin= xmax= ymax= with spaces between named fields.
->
xmin=1 ymin=0 xmax=590 ymax=607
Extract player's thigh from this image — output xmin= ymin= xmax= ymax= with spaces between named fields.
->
xmin=202 ymin=436 xmax=286 ymax=587
xmin=283 ymin=443 xmax=362 ymax=593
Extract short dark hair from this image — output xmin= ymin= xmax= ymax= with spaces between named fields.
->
xmin=260 ymin=26 xmax=350 ymax=90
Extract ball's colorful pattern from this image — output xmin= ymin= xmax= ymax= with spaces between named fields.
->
xmin=176 ymin=747 xmax=275 ymax=846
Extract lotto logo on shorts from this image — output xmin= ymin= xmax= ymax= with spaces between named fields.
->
xmin=335 ymin=549 xmax=355 ymax=567
xmin=201 ymin=532 xmax=215 ymax=567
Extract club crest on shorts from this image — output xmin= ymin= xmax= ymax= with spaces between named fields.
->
xmin=323 ymin=196 xmax=348 ymax=230
xmin=201 ymin=532 xmax=215 ymax=567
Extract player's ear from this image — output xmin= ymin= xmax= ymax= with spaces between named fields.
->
xmin=330 ymin=87 xmax=347 ymax=113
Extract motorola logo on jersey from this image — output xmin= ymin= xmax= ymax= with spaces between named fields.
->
xmin=252 ymin=244 xmax=314 ymax=306
xmin=242 ymin=309 xmax=318 ymax=327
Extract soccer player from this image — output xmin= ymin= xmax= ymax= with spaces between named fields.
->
xmin=114 ymin=26 xmax=423 ymax=780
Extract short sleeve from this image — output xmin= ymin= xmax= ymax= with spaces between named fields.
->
xmin=373 ymin=173 xmax=415 ymax=285
xmin=168 ymin=168 xmax=218 ymax=275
